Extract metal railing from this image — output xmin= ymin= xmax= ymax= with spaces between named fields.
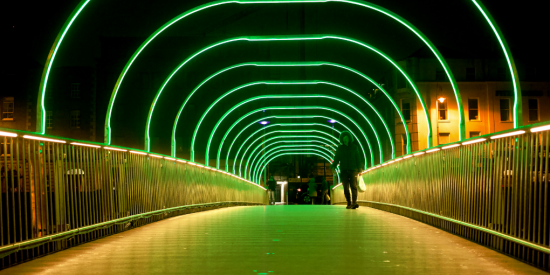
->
xmin=0 ymin=128 xmax=266 ymax=268
xmin=333 ymin=123 xmax=550 ymax=271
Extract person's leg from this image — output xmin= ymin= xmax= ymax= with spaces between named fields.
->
xmin=341 ymin=170 xmax=352 ymax=208
xmin=351 ymin=172 xmax=359 ymax=209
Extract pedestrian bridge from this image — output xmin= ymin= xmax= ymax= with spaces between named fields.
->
xmin=0 ymin=126 xmax=549 ymax=273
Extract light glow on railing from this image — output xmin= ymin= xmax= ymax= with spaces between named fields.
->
xmin=442 ymin=144 xmax=460 ymax=150
xmin=23 ymin=135 xmax=66 ymax=143
xmin=177 ymin=159 xmax=187 ymax=163
xmin=530 ymin=124 xmax=550 ymax=133
xmin=394 ymin=158 xmax=403 ymax=162
xmin=0 ymin=131 xmax=17 ymax=137
xmin=149 ymin=154 xmax=163 ymax=158
xmin=164 ymin=157 xmax=176 ymax=161
xmin=130 ymin=151 xmax=147 ymax=155
xmin=490 ymin=130 xmax=525 ymax=140
xmin=70 ymin=142 xmax=100 ymax=148
xmin=462 ymin=138 xmax=486 ymax=145
xmin=104 ymin=146 xmax=128 ymax=152
xmin=187 ymin=162 xmax=197 ymax=166
xmin=388 ymin=160 xmax=395 ymax=164
xmin=413 ymin=152 xmax=425 ymax=156
xmin=332 ymin=183 xmax=342 ymax=190
xmin=403 ymin=155 xmax=413 ymax=159
xmin=426 ymin=148 xmax=441 ymax=153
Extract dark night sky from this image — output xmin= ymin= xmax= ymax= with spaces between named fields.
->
xmin=6 ymin=0 xmax=550 ymax=67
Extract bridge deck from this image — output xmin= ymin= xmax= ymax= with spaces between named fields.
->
xmin=1 ymin=205 xmax=544 ymax=275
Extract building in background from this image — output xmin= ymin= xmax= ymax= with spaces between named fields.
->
xmin=379 ymin=47 xmax=550 ymax=156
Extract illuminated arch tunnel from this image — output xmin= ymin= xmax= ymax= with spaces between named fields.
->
xmin=36 ymin=0 xmax=523 ymax=184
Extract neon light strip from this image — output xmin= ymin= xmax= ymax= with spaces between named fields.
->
xmin=130 ymin=151 xmax=147 ymax=155
xmin=104 ymin=147 xmax=128 ymax=152
xmin=426 ymin=148 xmax=440 ymax=153
xmin=220 ymin=108 xmax=372 ymax=175
xmin=219 ymin=107 xmax=372 ymax=173
xmin=472 ymin=0 xmax=522 ymax=128
xmin=0 ymin=131 xmax=17 ymax=137
xmin=403 ymin=155 xmax=413 ymax=159
xmin=530 ymin=124 xmax=550 ymax=133
xmin=104 ymin=0 xmax=461 ymax=146
xmin=37 ymin=0 xmax=91 ymax=134
xmin=255 ymin=151 xmax=339 ymax=184
xmin=413 ymin=152 xmax=425 ymax=156
xmin=172 ymin=62 xmax=411 ymax=157
xmin=190 ymin=82 xmax=392 ymax=166
xmin=242 ymin=132 xmax=340 ymax=179
xmin=23 ymin=135 xmax=66 ymax=143
xmin=70 ymin=142 xmax=101 ymax=148
xmin=251 ymin=145 xmax=335 ymax=181
xmin=149 ymin=154 xmax=163 ymax=158
xmin=462 ymin=138 xmax=486 ymax=146
xmin=198 ymin=95 xmax=383 ymax=168
xmin=442 ymin=144 xmax=460 ymax=150
xmin=490 ymin=131 xmax=525 ymax=140
xmin=177 ymin=159 xmax=187 ymax=163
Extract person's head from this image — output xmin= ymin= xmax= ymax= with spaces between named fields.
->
xmin=339 ymin=131 xmax=353 ymax=146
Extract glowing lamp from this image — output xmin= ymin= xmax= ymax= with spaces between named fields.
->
xmin=437 ymin=97 xmax=446 ymax=103
xmin=328 ymin=119 xmax=337 ymax=123
xmin=259 ymin=121 xmax=270 ymax=125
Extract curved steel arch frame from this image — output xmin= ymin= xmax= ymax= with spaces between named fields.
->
xmin=145 ymin=35 xmax=429 ymax=152
xmin=239 ymin=132 xmax=340 ymax=179
xmin=221 ymin=115 xmax=357 ymax=171
xmin=216 ymin=106 xmax=373 ymax=174
xmin=190 ymin=81 xmax=393 ymax=162
xmin=171 ymin=62 xmax=411 ymax=156
xmin=251 ymin=145 xmax=335 ymax=182
xmin=38 ymin=0 xmax=520 ymax=143
xmin=253 ymin=148 xmax=335 ymax=183
xmin=256 ymin=151 xmax=341 ymax=184
xmin=196 ymin=95 xmax=383 ymax=167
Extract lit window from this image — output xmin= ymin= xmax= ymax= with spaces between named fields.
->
xmin=500 ymin=99 xmax=511 ymax=122
xmin=470 ymin=131 xmax=481 ymax=138
xmin=71 ymin=83 xmax=80 ymax=99
xmin=70 ymin=110 xmax=80 ymax=129
xmin=401 ymin=99 xmax=411 ymax=122
xmin=438 ymin=133 xmax=450 ymax=145
xmin=466 ymin=68 xmax=475 ymax=81
xmin=437 ymin=100 xmax=447 ymax=120
xmin=528 ymin=99 xmax=539 ymax=122
xmin=2 ymin=97 xmax=14 ymax=121
xmin=46 ymin=111 xmax=53 ymax=129
xmin=468 ymin=98 xmax=479 ymax=121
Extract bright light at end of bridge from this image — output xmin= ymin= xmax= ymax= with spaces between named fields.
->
xmin=259 ymin=121 xmax=270 ymax=125
xmin=328 ymin=119 xmax=337 ymax=123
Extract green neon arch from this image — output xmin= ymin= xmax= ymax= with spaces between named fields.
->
xmin=221 ymin=116 xmax=359 ymax=172
xmin=245 ymin=129 xmax=340 ymax=179
xmin=189 ymin=81 xmax=392 ymax=163
xmin=471 ymin=0 xmax=522 ymax=127
xmin=255 ymin=151 xmax=340 ymax=184
xmin=253 ymin=147 xmax=335 ymax=183
xmin=240 ymin=132 xmax=340 ymax=179
xmin=195 ymin=94 xmax=384 ymax=167
xmin=213 ymin=106 xmax=373 ymax=174
xmin=38 ymin=0 xmax=521 ymax=140
xmin=144 ymin=35 xmax=429 ymax=151
xmin=244 ymin=125 xmax=340 ymax=174
xmin=250 ymin=145 xmax=335 ymax=182
xmin=170 ymin=61 xmax=411 ymax=156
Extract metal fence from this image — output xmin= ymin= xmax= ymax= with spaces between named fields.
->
xmin=0 ymin=130 xmax=267 ymax=269
xmin=333 ymin=125 xmax=550 ymax=271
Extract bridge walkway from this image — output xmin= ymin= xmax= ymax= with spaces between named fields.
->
xmin=1 ymin=205 xmax=544 ymax=275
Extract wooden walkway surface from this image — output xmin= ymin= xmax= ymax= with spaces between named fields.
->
xmin=1 ymin=205 xmax=545 ymax=275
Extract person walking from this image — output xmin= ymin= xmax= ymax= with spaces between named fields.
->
xmin=330 ymin=131 xmax=363 ymax=209
xmin=267 ymin=176 xmax=277 ymax=205
xmin=308 ymin=177 xmax=318 ymax=205
xmin=320 ymin=176 xmax=330 ymax=205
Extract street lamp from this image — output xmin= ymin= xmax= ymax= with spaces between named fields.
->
xmin=437 ymin=97 xmax=446 ymax=103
